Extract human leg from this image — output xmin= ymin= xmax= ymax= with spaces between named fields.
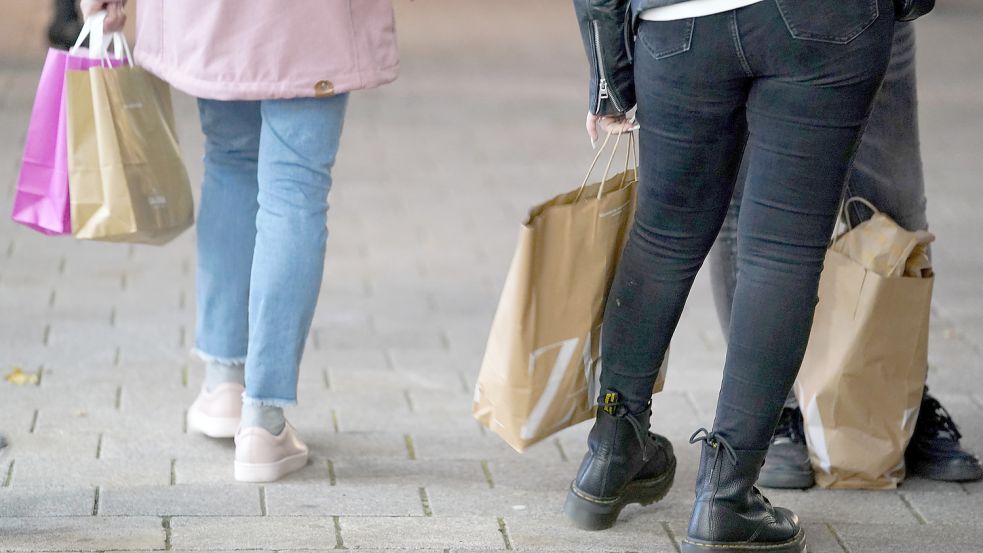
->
xmin=684 ymin=2 xmax=894 ymax=551
xmin=233 ymin=94 xmax=349 ymax=482
xmin=565 ymin=14 xmax=751 ymax=531
xmin=188 ymin=99 xmax=262 ymax=438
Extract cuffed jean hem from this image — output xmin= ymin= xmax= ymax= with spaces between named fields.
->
xmin=242 ymin=396 xmax=297 ymax=408
xmin=192 ymin=348 xmax=247 ymax=367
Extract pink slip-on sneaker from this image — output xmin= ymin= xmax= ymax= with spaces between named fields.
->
xmin=234 ymin=422 xmax=309 ymax=482
xmin=187 ymin=383 xmax=243 ymax=438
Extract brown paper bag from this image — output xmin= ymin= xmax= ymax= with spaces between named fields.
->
xmin=67 ymin=63 xmax=193 ymax=245
xmin=473 ymin=134 xmax=668 ymax=452
xmin=796 ymin=198 xmax=934 ymax=489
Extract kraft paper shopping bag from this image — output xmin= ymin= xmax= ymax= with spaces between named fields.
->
xmin=474 ymin=133 xmax=668 ymax=452
xmin=796 ymin=198 xmax=934 ymax=489
xmin=66 ymin=32 xmax=192 ymax=245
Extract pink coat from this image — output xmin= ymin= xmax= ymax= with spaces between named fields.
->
xmin=133 ymin=1 xmax=399 ymax=101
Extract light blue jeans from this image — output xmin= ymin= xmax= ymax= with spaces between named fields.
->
xmin=194 ymin=95 xmax=349 ymax=406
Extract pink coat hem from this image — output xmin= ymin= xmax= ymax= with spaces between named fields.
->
xmin=135 ymin=51 xmax=399 ymax=101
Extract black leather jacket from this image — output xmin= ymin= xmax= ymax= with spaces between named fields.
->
xmin=574 ymin=0 xmax=689 ymax=116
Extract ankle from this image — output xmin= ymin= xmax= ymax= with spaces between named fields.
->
xmin=241 ymin=403 xmax=285 ymax=436
xmin=205 ymin=361 xmax=245 ymax=392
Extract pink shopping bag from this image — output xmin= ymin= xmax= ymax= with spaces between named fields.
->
xmin=12 ymin=16 xmax=122 ymax=235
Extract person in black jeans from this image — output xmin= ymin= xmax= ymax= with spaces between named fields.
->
xmin=709 ymin=22 xmax=983 ymax=489
xmin=565 ymin=1 xmax=895 ymax=552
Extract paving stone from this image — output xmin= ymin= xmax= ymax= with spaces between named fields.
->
xmin=427 ymin=483 xmax=566 ymax=518
xmin=506 ymin=514 xmax=676 ymax=552
xmin=0 ymin=431 xmax=100 ymax=460
xmin=53 ymin=409 xmax=188 ymax=437
xmin=761 ymin=489 xmax=921 ymax=525
xmin=295 ymin=430 xmax=409 ymax=460
xmin=833 ymin=522 xmax=983 ymax=553
xmin=0 ymin=487 xmax=95 ymax=516
xmin=313 ymin=326 xmax=445 ymax=351
xmin=174 ymin=457 xmax=329 ymax=486
xmin=170 ymin=516 xmax=338 ymax=550
xmin=100 ymin=430 xmax=235 ymax=461
xmin=904 ymin=491 xmax=983 ymax=525
xmin=295 ymin=388 xmax=407 ymax=411
xmin=898 ymin=475 xmax=973 ymax=495
xmin=335 ymin=408 xmax=483 ymax=434
xmin=99 ymin=484 xmax=261 ymax=516
xmin=265 ymin=483 xmax=422 ymax=516
xmin=301 ymin=348 xmax=391 ymax=371
xmin=388 ymin=348 xmax=483 ymax=373
xmin=332 ymin=458 xmax=487 ymax=488
xmin=407 ymin=389 xmax=475 ymax=415
xmin=12 ymin=457 xmax=171 ymax=488
xmin=0 ymin=516 xmax=165 ymax=551
xmin=412 ymin=431 xmax=562 ymax=462
xmin=486 ymin=459 xmax=578 ymax=492
xmin=329 ymin=366 xmax=469 ymax=394
xmin=124 ymin=551 xmax=269 ymax=553
xmin=3 ymin=383 xmax=119 ymax=412
xmin=340 ymin=516 xmax=505 ymax=550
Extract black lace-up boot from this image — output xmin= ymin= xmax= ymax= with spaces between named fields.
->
xmin=564 ymin=390 xmax=676 ymax=531
xmin=758 ymin=407 xmax=815 ymax=489
xmin=682 ymin=429 xmax=805 ymax=553
xmin=906 ymin=390 xmax=983 ymax=482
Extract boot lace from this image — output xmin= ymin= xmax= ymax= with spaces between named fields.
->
xmin=918 ymin=394 xmax=963 ymax=443
xmin=602 ymin=399 xmax=653 ymax=462
xmin=691 ymin=428 xmax=772 ymax=505
xmin=689 ymin=427 xmax=738 ymax=465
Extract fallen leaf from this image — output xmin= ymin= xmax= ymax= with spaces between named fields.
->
xmin=4 ymin=367 xmax=39 ymax=386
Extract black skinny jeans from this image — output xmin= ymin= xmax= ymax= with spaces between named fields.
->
xmin=708 ymin=23 xmax=926 ymax=410
xmin=599 ymin=0 xmax=895 ymax=450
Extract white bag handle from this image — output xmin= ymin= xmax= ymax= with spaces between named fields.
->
xmin=71 ymin=10 xmax=106 ymax=59
xmin=108 ymin=32 xmax=134 ymax=66
xmin=70 ymin=10 xmax=132 ymax=65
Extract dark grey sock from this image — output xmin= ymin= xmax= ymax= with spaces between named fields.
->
xmin=205 ymin=361 xmax=245 ymax=392
xmin=241 ymin=404 xmax=285 ymax=436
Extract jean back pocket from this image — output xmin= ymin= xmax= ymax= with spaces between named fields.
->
xmin=637 ymin=18 xmax=695 ymax=60
xmin=775 ymin=0 xmax=879 ymax=44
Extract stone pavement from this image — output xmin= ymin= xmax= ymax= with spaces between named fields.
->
xmin=1 ymin=1 xmax=982 ymax=552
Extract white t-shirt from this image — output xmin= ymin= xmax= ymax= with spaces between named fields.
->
xmin=640 ymin=0 xmax=765 ymax=21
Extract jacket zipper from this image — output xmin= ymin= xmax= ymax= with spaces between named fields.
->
xmin=593 ymin=21 xmax=624 ymax=114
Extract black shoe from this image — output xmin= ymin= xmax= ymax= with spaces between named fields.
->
xmin=905 ymin=391 xmax=983 ymax=482
xmin=682 ymin=429 xmax=806 ymax=553
xmin=563 ymin=391 xmax=676 ymax=531
xmin=758 ymin=407 xmax=815 ymax=489
xmin=47 ymin=17 xmax=84 ymax=51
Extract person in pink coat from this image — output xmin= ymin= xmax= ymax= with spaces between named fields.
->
xmin=82 ymin=0 xmax=398 ymax=482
